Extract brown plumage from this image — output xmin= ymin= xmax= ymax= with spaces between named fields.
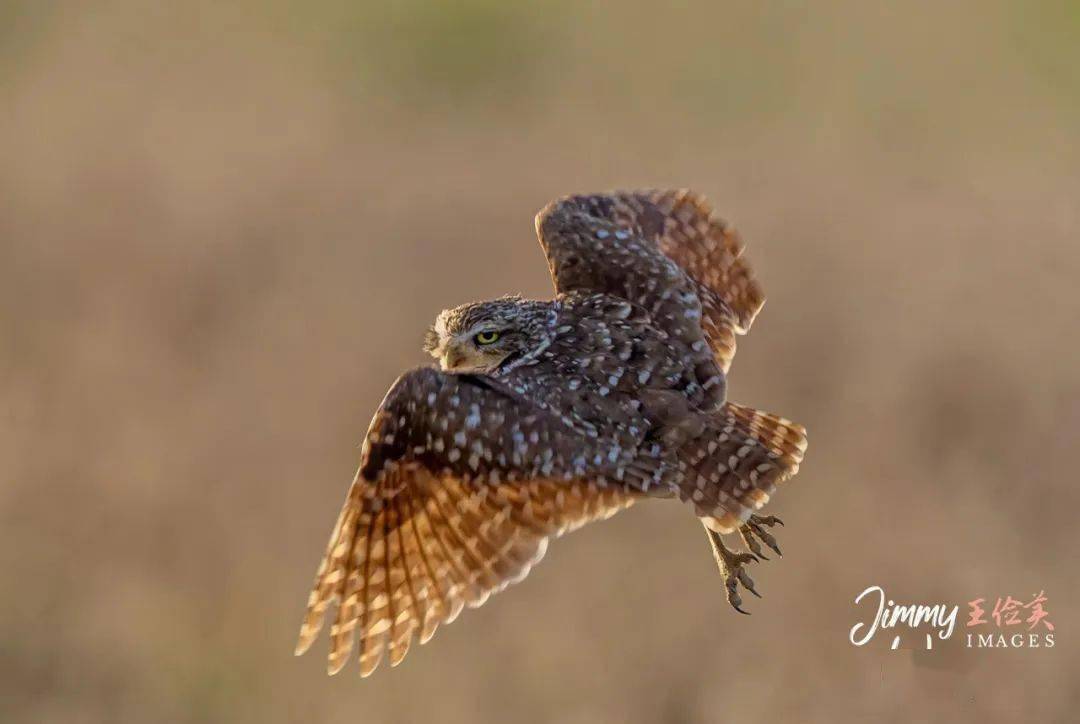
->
xmin=296 ymin=189 xmax=807 ymax=676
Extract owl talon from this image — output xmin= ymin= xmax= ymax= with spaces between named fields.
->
xmin=737 ymin=567 xmax=761 ymax=598
xmin=727 ymin=580 xmax=751 ymax=615
xmin=706 ymin=527 xmax=760 ymax=614
xmin=741 ymin=515 xmax=784 ymax=559
xmin=739 ymin=527 xmax=768 ymax=560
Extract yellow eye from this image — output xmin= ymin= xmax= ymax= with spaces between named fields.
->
xmin=474 ymin=330 xmax=500 ymax=345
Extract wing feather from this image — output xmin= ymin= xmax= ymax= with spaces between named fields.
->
xmin=535 ymin=189 xmax=765 ymax=373
xmin=296 ymin=368 xmax=645 ymax=676
xmin=398 ymin=488 xmax=446 ymax=644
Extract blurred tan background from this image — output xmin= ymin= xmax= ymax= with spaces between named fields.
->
xmin=2 ymin=1 xmax=1078 ymax=722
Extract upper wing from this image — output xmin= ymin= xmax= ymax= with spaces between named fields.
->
xmin=535 ymin=189 xmax=765 ymax=373
xmin=295 ymin=368 xmax=654 ymax=677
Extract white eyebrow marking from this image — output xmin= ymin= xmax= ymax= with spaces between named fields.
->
xmin=433 ymin=313 xmax=450 ymax=350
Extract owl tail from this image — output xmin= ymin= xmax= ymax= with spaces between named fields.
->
xmin=681 ymin=402 xmax=807 ymax=534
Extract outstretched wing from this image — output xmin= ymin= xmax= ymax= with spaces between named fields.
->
xmin=535 ymin=189 xmax=764 ymax=373
xmin=295 ymin=368 xmax=653 ymax=677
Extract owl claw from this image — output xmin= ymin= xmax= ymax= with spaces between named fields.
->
xmin=706 ymin=527 xmax=760 ymax=614
xmin=723 ymin=553 xmax=759 ymax=613
xmin=738 ymin=568 xmax=761 ymax=598
xmin=730 ymin=596 xmax=751 ymax=616
xmin=741 ymin=515 xmax=784 ymax=559
xmin=739 ymin=527 xmax=768 ymax=560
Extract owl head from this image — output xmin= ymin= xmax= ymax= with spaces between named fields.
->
xmin=424 ymin=296 xmax=554 ymax=374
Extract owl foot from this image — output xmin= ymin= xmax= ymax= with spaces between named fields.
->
xmin=705 ymin=527 xmax=759 ymax=615
xmin=739 ymin=515 xmax=783 ymax=561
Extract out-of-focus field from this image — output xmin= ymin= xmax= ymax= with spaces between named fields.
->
xmin=2 ymin=2 xmax=1078 ymax=722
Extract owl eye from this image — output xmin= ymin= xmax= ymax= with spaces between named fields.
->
xmin=474 ymin=330 xmax=501 ymax=345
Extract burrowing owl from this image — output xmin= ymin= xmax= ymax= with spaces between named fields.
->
xmin=296 ymin=190 xmax=808 ymax=676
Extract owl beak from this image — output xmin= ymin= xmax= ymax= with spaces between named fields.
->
xmin=442 ymin=346 xmax=466 ymax=371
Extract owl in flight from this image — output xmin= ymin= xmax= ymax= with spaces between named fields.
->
xmin=296 ymin=189 xmax=808 ymax=676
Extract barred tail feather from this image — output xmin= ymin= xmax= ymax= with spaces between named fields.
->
xmin=724 ymin=401 xmax=808 ymax=464
xmin=680 ymin=401 xmax=808 ymax=534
